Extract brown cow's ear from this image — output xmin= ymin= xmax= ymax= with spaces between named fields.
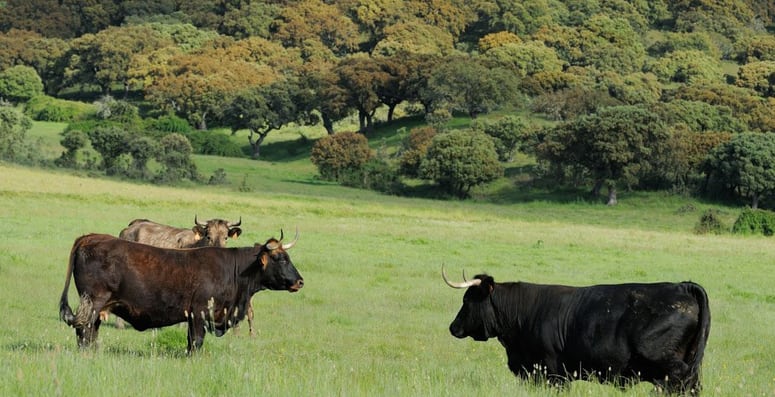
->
xmin=260 ymin=252 xmax=268 ymax=269
xmin=229 ymin=227 xmax=242 ymax=239
xmin=192 ymin=226 xmax=205 ymax=240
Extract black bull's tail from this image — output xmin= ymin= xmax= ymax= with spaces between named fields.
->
xmin=684 ymin=281 xmax=711 ymax=393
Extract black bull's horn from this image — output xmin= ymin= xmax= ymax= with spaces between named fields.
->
xmin=266 ymin=228 xmax=299 ymax=250
xmin=441 ymin=264 xmax=482 ymax=289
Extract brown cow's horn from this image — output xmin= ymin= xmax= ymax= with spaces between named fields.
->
xmin=442 ymin=264 xmax=481 ymax=289
xmin=228 ymin=217 xmax=242 ymax=227
xmin=282 ymin=227 xmax=299 ymax=250
xmin=195 ymin=215 xmax=205 ymax=227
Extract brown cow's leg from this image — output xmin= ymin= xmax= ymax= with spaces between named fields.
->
xmin=73 ymin=294 xmax=101 ymax=348
xmin=186 ymin=311 xmax=206 ymax=354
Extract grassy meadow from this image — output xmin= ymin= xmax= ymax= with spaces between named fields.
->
xmin=1 ymin=122 xmax=774 ymax=396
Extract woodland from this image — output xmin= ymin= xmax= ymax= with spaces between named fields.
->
xmin=3 ymin=0 xmax=775 ymax=209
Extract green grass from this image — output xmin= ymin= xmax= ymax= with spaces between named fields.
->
xmin=2 ymin=119 xmax=773 ymax=395
xmin=1 ymin=161 xmax=774 ymax=396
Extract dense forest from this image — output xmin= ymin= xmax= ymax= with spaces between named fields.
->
xmin=2 ymin=0 xmax=775 ymax=209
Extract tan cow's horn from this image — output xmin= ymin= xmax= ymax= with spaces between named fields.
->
xmin=442 ymin=264 xmax=482 ymax=289
xmin=282 ymin=227 xmax=299 ymax=250
xmin=228 ymin=217 xmax=242 ymax=227
xmin=195 ymin=215 xmax=205 ymax=227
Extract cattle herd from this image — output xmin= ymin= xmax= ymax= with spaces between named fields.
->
xmin=59 ymin=217 xmax=711 ymax=395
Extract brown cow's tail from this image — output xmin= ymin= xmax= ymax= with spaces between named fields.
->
xmin=683 ymin=282 xmax=711 ymax=395
xmin=59 ymin=236 xmax=83 ymax=326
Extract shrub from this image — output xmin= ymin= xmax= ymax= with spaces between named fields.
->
xmin=208 ymin=168 xmax=228 ymax=185
xmin=420 ymin=130 xmax=504 ymax=198
xmin=732 ymin=208 xmax=775 ymax=236
xmin=310 ymin=132 xmax=373 ymax=181
xmin=154 ymin=133 xmax=198 ymax=184
xmin=148 ymin=114 xmax=192 ymax=134
xmin=0 ymin=65 xmax=43 ymax=103
xmin=87 ymin=126 xmax=129 ymax=173
xmin=24 ymin=95 xmax=95 ymax=122
xmin=340 ymin=158 xmax=402 ymax=194
xmin=56 ymin=129 xmax=88 ymax=168
xmin=93 ymin=96 xmax=139 ymax=123
xmin=186 ymin=130 xmax=244 ymax=157
xmin=399 ymin=126 xmax=437 ymax=178
xmin=694 ymin=209 xmax=726 ymax=235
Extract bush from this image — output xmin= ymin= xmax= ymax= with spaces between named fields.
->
xmin=694 ymin=209 xmax=727 ymax=235
xmin=148 ymin=114 xmax=192 ymax=134
xmin=732 ymin=208 xmax=775 ymax=236
xmin=310 ymin=132 xmax=373 ymax=181
xmin=56 ymin=129 xmax=88 ymax=168
xmin=420 ymin=130 xmax=504 ymax=198
xmin=340 ymin=158 xmax=402 ymax=194
xmin=24 ymin=95 xmax=95 ymax=122
xmin=93 ymin=96 xmax=139 ymax=123
xmin=154 ymin=133 xmax=198 ymax=184
xmin=0 ymin=65 xmax=43 ymax=103
xmin=208 ymin=168 xmax=228 ymax=185
xmin=186 ymin=130 xmax=244 ymax=157
xmin=399 ymin=126 xmax=437 ymax=177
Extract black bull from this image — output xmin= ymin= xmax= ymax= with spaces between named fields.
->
xmin=443 ymin=268 xmax=710 ymax=395
xmin=59 ymin=233 xmax=303 ymax=353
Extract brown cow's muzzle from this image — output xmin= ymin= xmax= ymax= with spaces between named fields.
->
xmin=289 ymin=279 xmax=304 ymax=292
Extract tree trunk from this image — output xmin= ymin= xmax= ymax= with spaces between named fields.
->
xmin=248 ymin=130 xmax=268 ymax=159
xmin=591 ymin=179 xmax=604 ymax=199
xmin=321 ymin=113 xmax=335 ymax=135
xmin=387 ymin=104 xmax=396 ymax=123
xmin=752 ymin=193 xmax=760 ymax=209
xmin=606 ymin=182 xmax=618 ymax=206
xmin=358 ymin=110 xmax=367 ymax=132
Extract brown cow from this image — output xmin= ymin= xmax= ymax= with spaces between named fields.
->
xmin=118 ymin=216 xmax=242 ymax=249
xmin=114 ymin=217 xmax=260 ymax=335
xmin=59 ymin=232 xmax=303 ymax=353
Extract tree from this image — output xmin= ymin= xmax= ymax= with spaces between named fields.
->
xmin=0 ymin=107 xmax=33 ymax=162
xmin=87 ymin=126 xmax=129 ymax=174
xmin=310 ymin=131 xmax=373 ymax=181
xmin=145 ymin=48 xmax=275 ymax=130
xmin=334 ymin=55 xmax=391 ymax=132
xmin=536 ymin=105 xmax=669 ymax=205
xmin=736 ymin=61 xmax=775 ymax=97
xmin=155 ymin=133 xmax=198 ymax=183
xmin=56 ymin=129 xmax=88 ymax=168
xmin=424 ymin=56 xmax=520 ymax=118
xmin=63 ymin=25 xmax=172 ymax=95
xmin=472 ymin=116 xmax=527 ymax=162
xmin=0 ymin=29 xmax=68 ymax=95
xmin=224 ymin=79 xmax=317 ymax=159
xmin=706 ymin=132 xmax=775 ymax=209
xmin=399 ymin=126 xmax=438 ymax=177
xmin=0 ymin=65 xmax=44 ymax=103
xmin=420 ymin=130 xmax=504 ymax=198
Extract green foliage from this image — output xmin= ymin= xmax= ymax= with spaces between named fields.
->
xmin=472 ymin=116 xmax=527 ymax=162
xmin=646 ymin=50 xmax=723 ymax=85
xmin=155 ymin=132 xmax=198 ymax=183
xmin=87 ymin=126 xmax=129 ymax=173
xmin=535 ymin=105 xmax=670 ymax=202
xmin=23 ymin=96 xmax=95 ymax=122
xmin=207 ymin=168 xmax=228 ymax=185
xmin=399 ymin=126 xmax=437 ymax=177
xmin=706 ymin=132 xmax=775 ymax=209
xmin=340 ymin=158 xmax=402 ymax=194
xmin=0 ymin=106 xmax=34 ymax=163
xmin=186 ymin=130 xmax=244 ymax=157
xmin=0 ymin=65 xmax=44 ymax=103
xmin=147 ymin=114 xmax=192 ymax=134
xmin=732 ymin=208 xmax=775 ymax=236
xmin=420 ymin=129 xmax=504 ymax=198
xmin=694 ymin=209 xmax=727 ymax=235
xmin=310 ymin=131 xmax=373 ymax=181
xmin=735 ymin=61 xmax=775 ymax=97
xmin=55 ymin=129 xmax=88 ymax=168
xmin=93 ymin=95 xmax=139 ymax=123
xmin=425 ymin=56 xmax=520 ymax=118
